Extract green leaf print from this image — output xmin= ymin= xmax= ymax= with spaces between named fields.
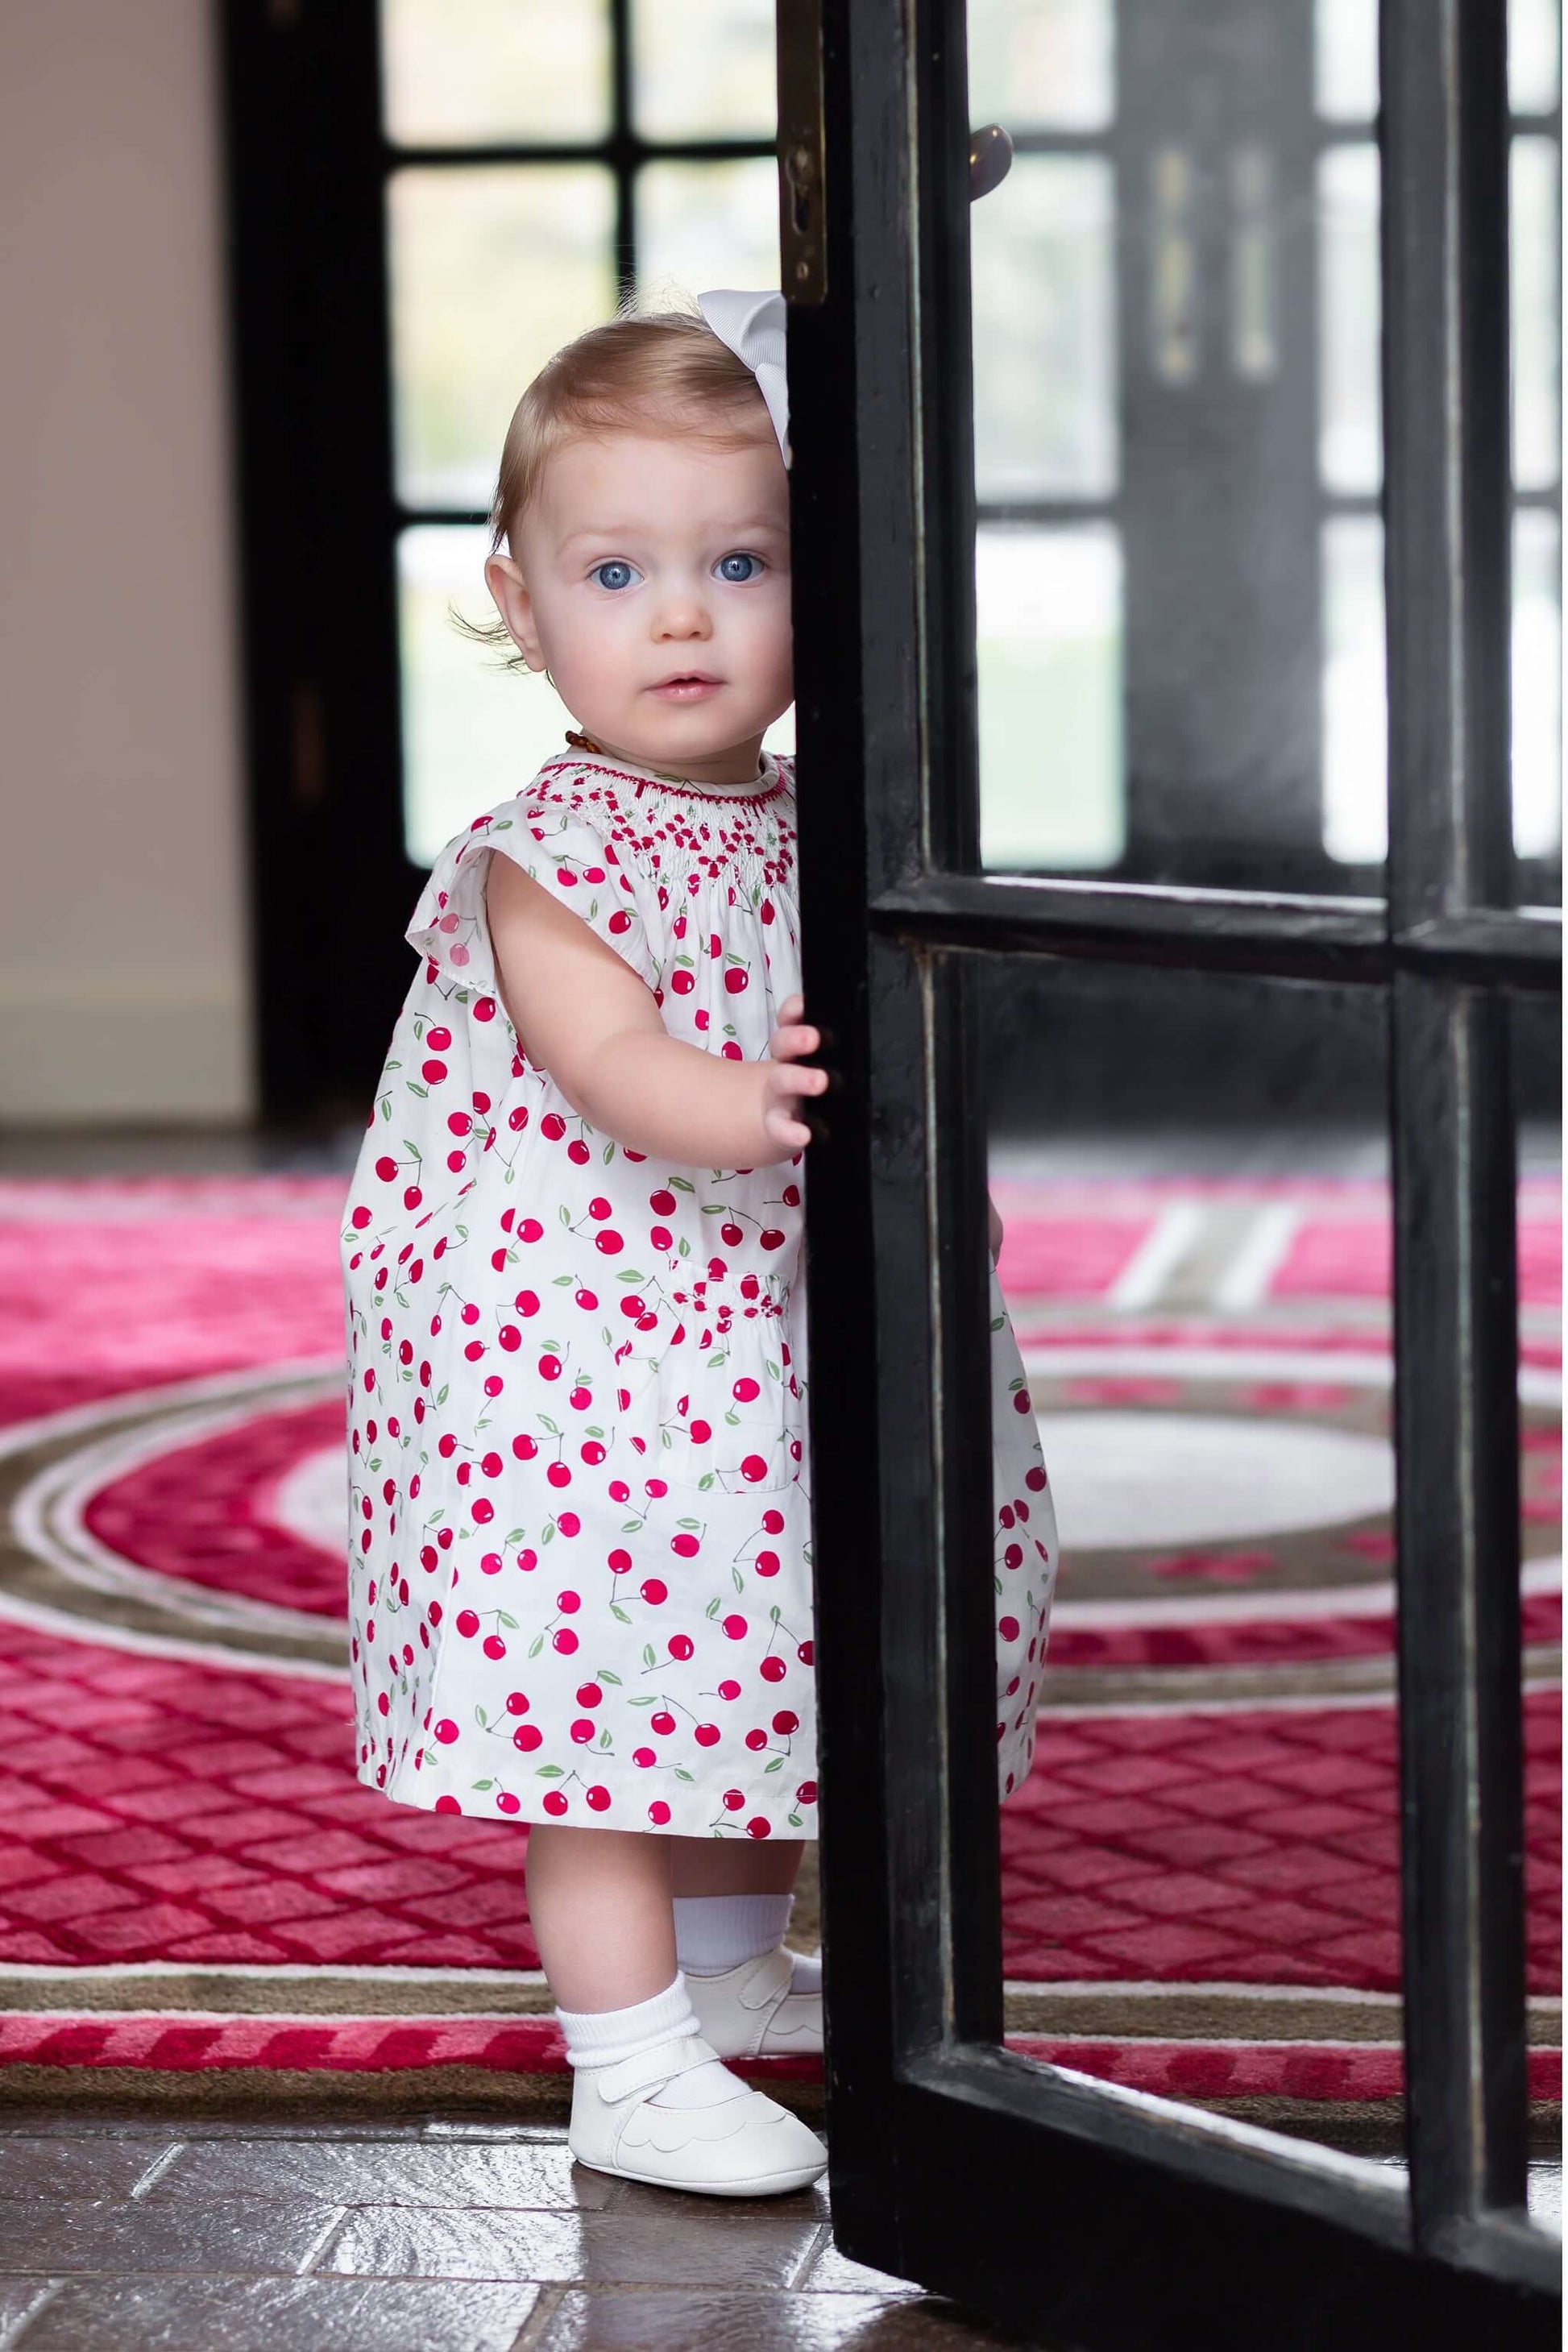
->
xmin=559 ymin=1205 xmax=571 ymax=1224
xmin=604 ymin=1143 xmax=615 ymax=1163
xmin=699 ymin=1474 xmax=715 ymax=1492
xmin=505 ymin=1529 xmax=525 ymax=1544
xmin=529 ymin=1635 xmax=545 ymax=1658
xmin=628 ymin=1694 xmax=656 ymax=1707
xmin=765 ymin=1757 xmax=784 ymax=1773
xmin=407 ymin=1082 xmax=429 ymax=1098
xmin=537 ymin=1765 xmax=565 ymax=1778
xmin=674 ymin=1769 xmax=695 ymax=1784
xmin=599 ymin=1730 xmax=612 ymax=1748
xmin=676 ymin=1518 xmax=701 ymax=1532
xmin=475 ymin=1707 xmax=488 ymax=1727
xmin=788 ymin=1812 xmax=803 ymax=1827
xmin=616 ymin=1269 xmax=642 ymax=1284
xmin=499 ymin=1612 xmax=518 ymax=1630
xmin=553 ymin=1274 xmax=573 ymax=1286
xmin=610 ymin=1604 xmax=631 ymax=1624
xmin=705 ymin=1598 xmax=720 ymax=1619
xmin=641 ymin=1645 xmax=656 ymax=1668
xmin=707 ymin=1354 xmax=726 ymax=1370
xmin=538 ymin=1415 xmax=559 ymax=1435
xmin=599 ymin=1670 xmax=623 ymax=1685
xmin=472 ymin=1778 xmax=494 ymax=1792
xmin=670 ymin=1176 xmax=695 ymax=1192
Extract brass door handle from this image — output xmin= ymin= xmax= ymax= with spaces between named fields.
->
xmin=779 ymin=0 xmax=1015 ymax=309
xmin=969 ymin=123 xmax=1014 ymax=202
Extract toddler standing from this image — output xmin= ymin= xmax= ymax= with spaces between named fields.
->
xmin=342 ymin=298 xmax=1058 ymax=2196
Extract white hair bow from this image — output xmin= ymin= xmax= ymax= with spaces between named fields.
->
xmin=696 ymin=288 xmax=790 ymax=466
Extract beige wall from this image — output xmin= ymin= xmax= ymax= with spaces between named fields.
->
xmin=0 ymin=1 xmax=253 ymax=1122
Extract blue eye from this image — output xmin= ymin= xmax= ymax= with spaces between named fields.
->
xmin=591 ymin=560 xmax=640 ymax=591
xmin=716 ymin=551 xmax=762 ymax=583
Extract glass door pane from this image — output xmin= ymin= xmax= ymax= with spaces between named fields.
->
xmin=980 ymin=956 xmax=1431 ymax=2169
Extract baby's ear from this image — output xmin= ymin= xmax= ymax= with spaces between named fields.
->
xmin=484 ymin=553 xmax=547 ymax=673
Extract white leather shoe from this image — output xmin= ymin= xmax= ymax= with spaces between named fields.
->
xmin=684 ymin=1944 xmax=823 ymax=2060
xmin=568 ymin=2031 xmax=827 ymax=2197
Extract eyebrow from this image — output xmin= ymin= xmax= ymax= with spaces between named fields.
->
xmin=554 ymin=517 xmax=788 ymax=553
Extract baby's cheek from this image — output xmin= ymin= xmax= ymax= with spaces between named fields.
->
xmin=740 ymin=595 xmax=794 ymax=704
xmin=549 ymin=619 xmax=636 ymax=724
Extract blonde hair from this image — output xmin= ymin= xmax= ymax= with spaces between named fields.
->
xmin=461 ymin=309 xmax=773 ymax=665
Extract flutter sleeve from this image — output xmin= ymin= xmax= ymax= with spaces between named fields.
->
xmin=406 ymin=789 xmax=662 ymax=1025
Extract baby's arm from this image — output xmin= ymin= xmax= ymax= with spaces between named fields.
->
xmin=486 ymin=858 xmax=825 ymax=1168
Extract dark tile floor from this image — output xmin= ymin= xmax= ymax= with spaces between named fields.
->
xmin=0 ymin=2113 xmax=1032 ymax=2352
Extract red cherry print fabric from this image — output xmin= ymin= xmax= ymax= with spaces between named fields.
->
xmin=342 ymin=748 xmax=1056 ymax=1837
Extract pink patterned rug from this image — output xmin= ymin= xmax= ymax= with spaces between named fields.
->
xmin=0 ymin=1173 xmax=1557 ymax=2122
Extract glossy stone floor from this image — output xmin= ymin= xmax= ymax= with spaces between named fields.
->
xmin=0 ymin=2111 xmax=1031 ymax=2352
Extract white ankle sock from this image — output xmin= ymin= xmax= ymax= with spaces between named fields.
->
xmin=556 ymin=1974 xmax=743 ymax=2110
xmin=785 ymin=1948 xmax=823 ymax=1994
xmin=673 ymin=1892 xmax=795 ymax=1976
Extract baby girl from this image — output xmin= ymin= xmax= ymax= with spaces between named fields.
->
xmin=342 ymin=299 xmax=1058 ymax=2198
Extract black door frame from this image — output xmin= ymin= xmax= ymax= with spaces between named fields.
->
xmin=791 ymin=0 xmax=1560 ymax=2339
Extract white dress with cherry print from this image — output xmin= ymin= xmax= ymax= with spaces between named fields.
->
xmin=342 ymin=746 xmax=1057 ymax=1838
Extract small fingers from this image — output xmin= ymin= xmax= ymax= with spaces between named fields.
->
xmin=777 ymin=993 xmax=806 ymax=1027
xmin=769 ymin=1022 xmax=821 ymax=1064
xmin=765 ymin=1110 xmax=816 ymax=1152
xmin=770 ymin=1061 xmax=828 ymax=1097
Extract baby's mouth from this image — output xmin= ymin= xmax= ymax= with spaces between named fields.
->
xmin=649 ymin=672 xmax=724 ymax=701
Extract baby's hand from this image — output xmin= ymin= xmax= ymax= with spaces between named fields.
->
xmin=762 ymin=993 xmax=828 ymax=1156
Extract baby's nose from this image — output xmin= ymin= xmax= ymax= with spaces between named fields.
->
xmin=653 ymin=591 xmax=712 ymax=640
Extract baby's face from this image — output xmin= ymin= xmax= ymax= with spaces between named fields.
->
xmin=492 ymin=428 xmax=792 ymax=783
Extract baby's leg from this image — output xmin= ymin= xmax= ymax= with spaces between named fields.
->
xmin=525 ymin=1823 xmax=674 ymax=2011
xmin=669 ymin=1835 xmax=804 ymax=1899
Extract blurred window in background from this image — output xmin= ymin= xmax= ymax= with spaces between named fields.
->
xmin=381 ymin=0 xmax=1558 ymax=895
xmin=969 ymin=0 xmax=1561 ymax=898
xmin=380 ymin=0 xmax=786 ymax=866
